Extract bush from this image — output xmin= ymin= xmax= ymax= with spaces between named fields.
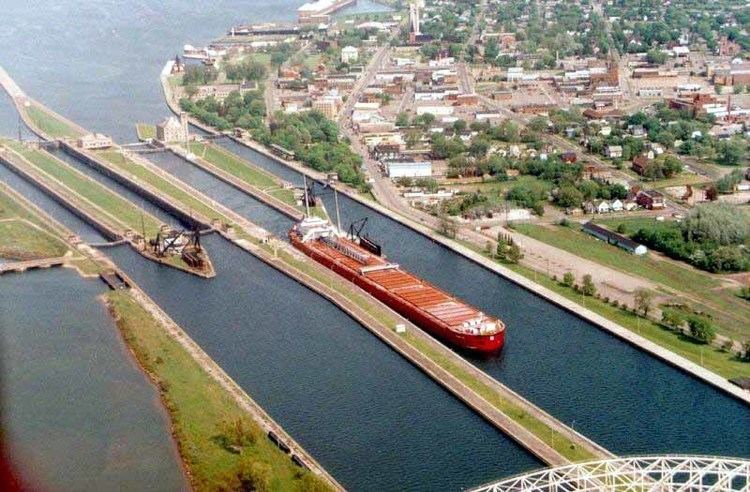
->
xmin=688 ymin=316 xmax=716 ymax=343
xmin=562 ymin=272 xmax=575 ymax=287
xmin=581 ymin=274 xmax=596 ymax=296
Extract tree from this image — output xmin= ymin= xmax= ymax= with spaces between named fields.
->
xmin=562 ymin=271 xmax=575 ymax=287
xmin=646 ymin=48 xmax=667 ymax=65
xmin=555 ymin=185 xmax=584 ymax=208
xmin=484 ymin=38 xmax=500 ymax=62
xmin=716 ymin=139 xmax=744 ymax=166
xmin=688 ymin=316 xmax=716 ymax=343
xmin=395 ymin=112 xmax=410 ymax=127
xmin=581 ymin=274 xmax=596 ymax=296
xmin=634 ymin=288 xmax=654 ymax=318
xmin=661 ymin=310 xmax=685 ymax=329
xmin=682 ymin=203 xmax=750 ymax=246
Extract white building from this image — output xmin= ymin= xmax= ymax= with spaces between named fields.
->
xmin=386 ymin=160 xmax=432 ymax=178
xmin=78 ymin=133 xmax=113 ymax=150
xmin=416 ymin=105 xmax=454 ymax=116
xmin=341 ymin=45 xmax=359 ymax=64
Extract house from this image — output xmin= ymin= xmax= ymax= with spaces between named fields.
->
xmin=610 ymin=199 xmax=624 ymax=212
xmin=623 ymin=199 xmax=638 ymax=211
xmin=341 ymin=45 xmax=359 ymax=64
xmin=582 ymin=222 xmax=648 ymax=255
xmin=636 ymin=189 xmax=666 ymax=210
xmin=605 ymin=145 xmax=623 ymax=159
xmin=595 ymin=200 xmax=611 ymax=213
xmin=156 ymin=113 xmax=189 ymax=143
xmin=385 ymin=160 xmax=432 ymax=178
xmin=632 ymin=155 xmax=649 ymax=175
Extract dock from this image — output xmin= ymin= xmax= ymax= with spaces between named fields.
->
xmin=168 ymin=143 xmax=304 ymax=221
xmin=0 ymin=256 xmax=67 ymax=275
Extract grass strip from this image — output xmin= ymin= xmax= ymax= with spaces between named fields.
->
xmin=25 ymin=104 xmax=84 ymax=139
xmin=106 ymin=290 xmax=331 ymax=491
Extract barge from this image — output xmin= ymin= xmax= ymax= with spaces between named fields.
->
xmin=290 ymin=216 xmax=505 ymax=353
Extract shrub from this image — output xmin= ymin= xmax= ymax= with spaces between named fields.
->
xmin=562 ymin=271 xmax=575 ymax=287
xmin=688 ymin=316 xmax=716 ymax=343
xmin=581 ymin=274 xmax=596 ymax=296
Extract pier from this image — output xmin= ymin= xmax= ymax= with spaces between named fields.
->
xmin=0 ymin=256 xmax=67 ymax=275
xmin=168 ymin=143 xmax=304 ymax=221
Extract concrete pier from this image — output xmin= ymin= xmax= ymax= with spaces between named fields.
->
xmin=168 ymin=144 xmax=304 ymax=221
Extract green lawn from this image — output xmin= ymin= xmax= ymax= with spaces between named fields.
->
xmin=514 ymin=222 xmax=750 ymax=341
xmin=0 ymin=219 xmax=69 ymax=260
xmin=190 ymin=142 xmax=278 ymax=189
xmin=8 ymin=144 xmax=162 ymax=237
xmin=97 ymin=150 xmax=236 ymax=228
xmin=106 ymin=291 xmax=328 ymax=491
xmin=649 ymin=173 xmax=711 ymax=189
xmin=136 ymin=123 xmax=156 ymax=141
xmin=24 ymin=104 xmax=84 ymax=139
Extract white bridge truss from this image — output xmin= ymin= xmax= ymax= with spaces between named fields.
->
xmin=472 ymin=456 xmax=750 ymax=492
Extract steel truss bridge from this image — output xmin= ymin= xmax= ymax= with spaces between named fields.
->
xmin=472 ymin=456 xmax=750 ymax=492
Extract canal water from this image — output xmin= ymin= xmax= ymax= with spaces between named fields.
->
xmin=213 ymin=140 xmax=750 ymax=460
xmin=106 ymin=235 xmax=540 ymax=490
xmin=0 ymin=268 xmax=187 ymax=490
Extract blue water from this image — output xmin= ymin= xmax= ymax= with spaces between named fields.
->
xmin=0 ymin=268 xmax=187 ymax=490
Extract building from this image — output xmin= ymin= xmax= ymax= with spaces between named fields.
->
xmin=312 ymin=98 xmax=339 ymax=119
xmin=583 ymin=222 xmax=648 ymax=255
xmin=156 ymin=113 xmax=189 ymax=143
xmin=385 ymin=160 xmax=432 ymax=178
xmin=341 ymin=45 xmax=359 ymax=64
xmin=636 ymin=189 xmax=665 ymax=210
xmin=605 ymin=145 xmax=623 ymax=159
xmin=77 ymin=133 xmax=113 ymax=150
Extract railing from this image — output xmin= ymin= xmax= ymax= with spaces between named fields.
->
xmin=472 ymin=455 xmax=750 ymax=492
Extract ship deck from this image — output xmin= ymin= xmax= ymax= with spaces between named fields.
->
xmin=307 ymin=236 xmax=499 ymax=332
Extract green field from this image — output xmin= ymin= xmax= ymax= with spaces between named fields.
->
xmin=97 ymin=150 xmax=236 ymax=228
xmin=106 ymin=291 xmax=328 ymax=491
xmin=0 ymin=219 xmax=69 ymax=260
xmin=24 ymin=104 xmax=84 ymax=139
xmin=0 ymin=184 xmax=99 ymax=273
xmin=7 ymin=143 xmax=162 ymax=237
xmin=136 ymin=123 xmax=156 ymax=141
xmin=514 ymin=222 xmax=750 ymax=341
xmin=456 ymin=238 xmax=750 ymax=380
xmin=190 ymin=142 xmax=297 ymax=207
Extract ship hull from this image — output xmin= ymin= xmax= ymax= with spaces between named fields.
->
xmin=291 ymin=234 xmax=504 ymax=354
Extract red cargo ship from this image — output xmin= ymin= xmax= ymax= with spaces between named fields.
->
xmin=289 ymin=217 xmax=505 ymax=353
